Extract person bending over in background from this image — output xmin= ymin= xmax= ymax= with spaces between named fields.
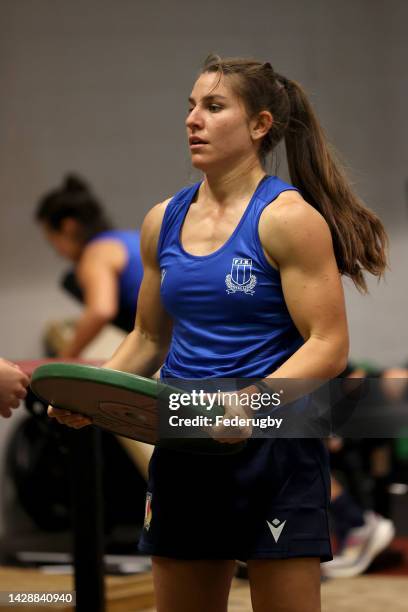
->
xmin=35 ymin=175 xmax=143 ymax=358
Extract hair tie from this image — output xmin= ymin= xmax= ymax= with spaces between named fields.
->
xmin=275 ymin=73 xmax=290 ymax=91
xmin=263 ymin=61 xmax=275 ymax=74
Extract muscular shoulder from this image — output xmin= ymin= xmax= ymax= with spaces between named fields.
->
xmin=79 ymin=238 xmax=126 ymax=276
xmin=259 ymin=190 xmax=334 ymax=267
xmin=140 ymin=197 xmax=172 ymax=265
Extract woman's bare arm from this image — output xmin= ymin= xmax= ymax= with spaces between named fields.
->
xmin=260 ymin=193 xmax=349 ymax=380
xmin=48 ymin=198 xmax=173 ymax=426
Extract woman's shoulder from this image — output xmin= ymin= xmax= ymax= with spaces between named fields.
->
xmin=263 ymin=189 xmax=327 ymax=228
xmin=138 ymin=197 xmax=173 ymax=260
xmin=259 ymin=190 xmax=333 ymax=261
xmin=80 ymin=237 xmax=126 ymax=272
xmin=143 ymin=197 xmax=173 ymax=232
xmin=143 ymin=181 xmax=199 ymax=235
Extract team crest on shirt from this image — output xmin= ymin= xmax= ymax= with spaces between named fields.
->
xmin=144 ymin=492 xmax=153 ymax=531
xmin=225 ymin=258 xmax=257 ymax=295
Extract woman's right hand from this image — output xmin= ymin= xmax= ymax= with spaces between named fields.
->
xmin=47 ymin=405 xmax=92 ymax=429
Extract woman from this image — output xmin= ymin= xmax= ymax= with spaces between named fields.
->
xmin=36 ymin=175 xmax=143 ymax=357
xmin=49 ymin=56 xmax=387 ymax=611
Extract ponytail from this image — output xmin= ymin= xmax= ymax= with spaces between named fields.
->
xmin=202 ymin=55 xmax=388 ymax=292
xmin=282 ymin=78 xmax=387 ymax=291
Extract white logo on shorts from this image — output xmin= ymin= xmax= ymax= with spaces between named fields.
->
xmin=225 ymin=258 xmax=257 ymax=295
xmin=267 ymin=518 xmax=286 ymax=543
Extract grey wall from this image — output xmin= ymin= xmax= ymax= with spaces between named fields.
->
xmin=0 ymin=0 xmax=407 ymax=531
xmin=1 ymin=0 xmax=407 ymax=360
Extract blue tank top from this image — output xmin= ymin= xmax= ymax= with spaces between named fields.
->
xmin=158 ymin=175 xmax=304 ymax=379
xmin=89 ymin=230 xmax=143 ymax=311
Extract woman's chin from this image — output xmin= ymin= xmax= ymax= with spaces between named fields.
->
xmin=190 ymin=155 xmax=216 ymax=172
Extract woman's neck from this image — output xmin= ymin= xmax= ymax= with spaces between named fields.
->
xmin=201 ymin=158 xmax=266 ymax=207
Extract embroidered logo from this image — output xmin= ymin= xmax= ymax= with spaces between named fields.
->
xmin=161 ymin=268 xmax=166 ymax=286
xmin=144 ymin=492 xmax=153 ymax=531
xmin=267 ymin=518 xmax=286 ymax=543
xmin=225 ymin=258 xmax=257 ymax=295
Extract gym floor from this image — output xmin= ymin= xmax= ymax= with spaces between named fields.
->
xmin=0 ymin=491 xmax=406 ymax=611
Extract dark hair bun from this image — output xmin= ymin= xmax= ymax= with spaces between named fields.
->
xmin=63 ymin=174 xmax=89 ymax=194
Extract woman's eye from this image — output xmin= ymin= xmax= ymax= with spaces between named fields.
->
xmin=187 ymin=107 xmax=194 ymax=114
xmin=209 ymin=104 xmax=222 ymax=112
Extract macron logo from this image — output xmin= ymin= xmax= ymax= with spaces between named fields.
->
xmin=267 ymin=518 xmax=286 ymax=543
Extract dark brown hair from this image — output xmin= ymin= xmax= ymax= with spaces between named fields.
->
xmin=35 ymin=174 xmax=113 ymax=243
xmin=202 ymin=54 xmax=388 ymax=292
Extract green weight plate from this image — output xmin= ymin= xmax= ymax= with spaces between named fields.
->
xmin=31 ymin=363 xmax=245 ymax=455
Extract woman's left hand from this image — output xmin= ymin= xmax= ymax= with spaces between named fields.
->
xmin=206 ymin=393 xmax=253 ymax=444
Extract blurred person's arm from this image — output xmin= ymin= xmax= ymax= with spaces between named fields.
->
xmin=58 ymin=241 xmax=126 ymax=358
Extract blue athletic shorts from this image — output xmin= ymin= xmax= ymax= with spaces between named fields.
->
xmin=138 ymin=438 xmax=332 ymax=562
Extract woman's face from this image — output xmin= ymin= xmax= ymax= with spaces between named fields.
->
xmin=41 ymin=219 xmax=83 ymax=262
xmin=186 ymin=72 xmax=257 ymax=172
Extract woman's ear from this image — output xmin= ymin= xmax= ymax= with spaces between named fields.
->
xmin=250 ymin=110 xmax=273 ymax=142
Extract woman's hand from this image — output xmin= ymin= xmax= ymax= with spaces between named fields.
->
xmin=380 ymin=369 xmax=408 ymax=402
xmin=47 ymin=405 xmax=92 ymax=429
xmin=207 ymin=392 xmax=252 ymax=444
xmin=0 ymin=358 xmax=30 ymax=417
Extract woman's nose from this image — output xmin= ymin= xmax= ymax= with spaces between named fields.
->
xmin=186 ymin=106 xmax=204 ymax=129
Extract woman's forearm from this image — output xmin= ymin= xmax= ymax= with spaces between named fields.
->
xmin=269 ymin=335 xmax=349 ymax=381
xmin=58 ymin=309 xmax=112 ymax=358
xmin=102 ymin=327 xmax=167 ymax=378
xmin=241 ymin=335 xmax=348 ymax=413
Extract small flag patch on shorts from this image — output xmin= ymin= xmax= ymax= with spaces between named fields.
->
xmin=144 ymin=492 xmax=152 ymax=531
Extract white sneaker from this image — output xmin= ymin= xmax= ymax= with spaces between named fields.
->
xmin=321 ymin=512 xmax=395 ymax=578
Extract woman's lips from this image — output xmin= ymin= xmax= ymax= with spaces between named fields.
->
xmin=190 ymin=143 xmax=207 ymax=150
